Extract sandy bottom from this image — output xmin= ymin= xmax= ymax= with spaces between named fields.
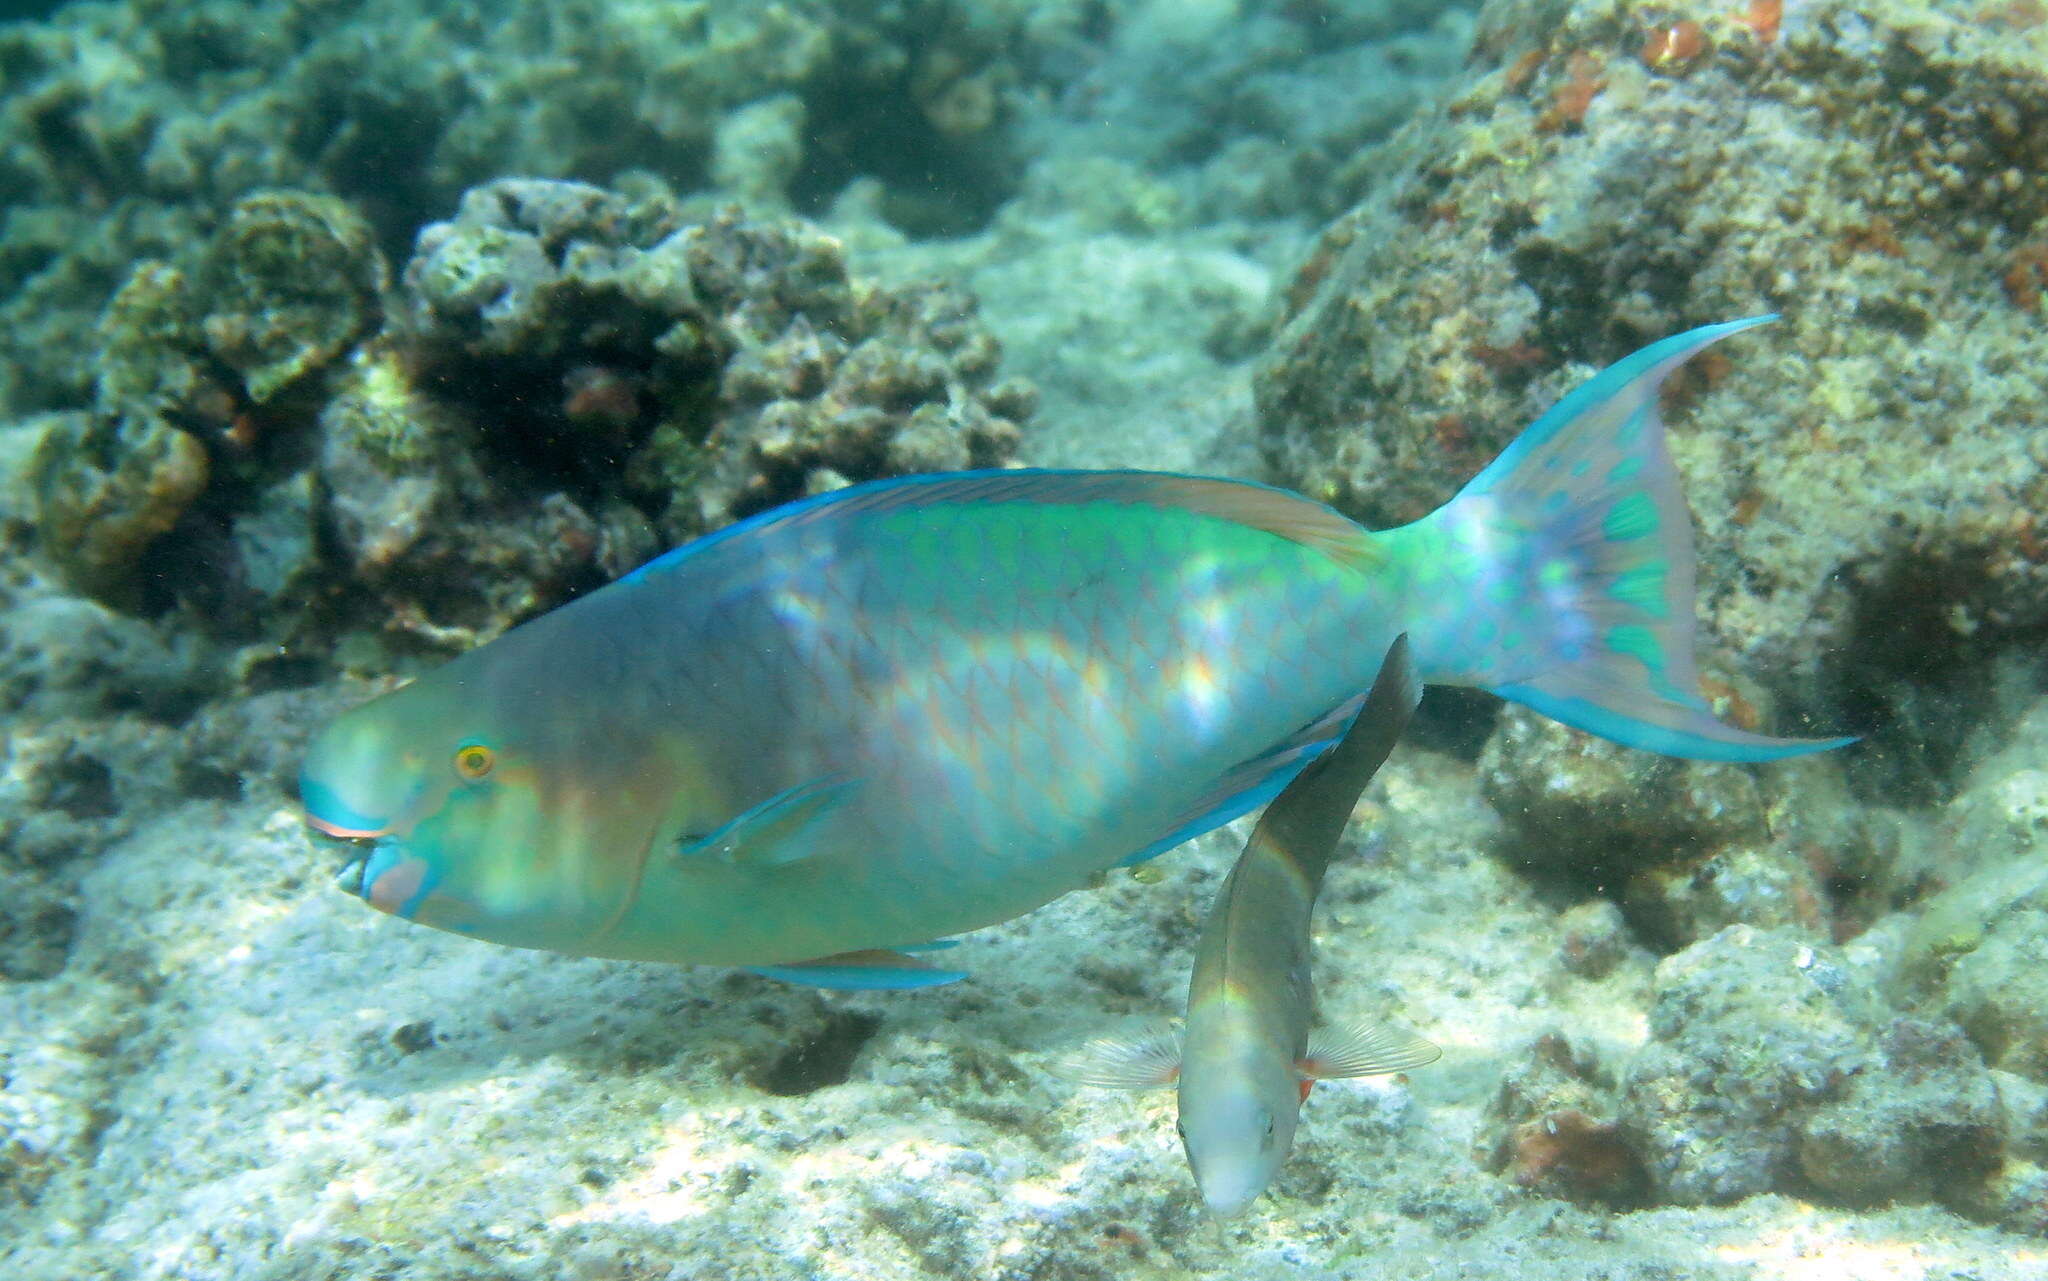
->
xmin=3 ymin=743 xmax=2041 ymax=1281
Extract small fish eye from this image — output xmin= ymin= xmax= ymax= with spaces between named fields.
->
xmin=453 ymin=743 xmax=495 ymax=781
xmin=1261 ymin=1112 xmax=1276 ymax=1138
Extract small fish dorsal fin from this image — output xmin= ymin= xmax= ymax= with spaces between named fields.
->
xmin=625 ymin=469 xmax=1379 ymax=585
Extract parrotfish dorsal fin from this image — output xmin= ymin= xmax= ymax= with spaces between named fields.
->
xmin=624 ymin=469 xmax=1379 ymax=586
xmin=1301 ymin=1020 xmax=1441 ymax=1080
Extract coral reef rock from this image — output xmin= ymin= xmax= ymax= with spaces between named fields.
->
xmin=403 ymin=180 xmax=1028 ymax=542
xmin=1257 ymin=0 xmax=2048 ymax=802
xmin=25 ymin=177 xmax=1028 ymax=670
xmin=1622 ymin=925 xmax=2005 ymax=1214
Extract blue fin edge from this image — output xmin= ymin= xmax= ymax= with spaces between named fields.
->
xmin=744 ymin=962 xmax=969 ymax=991
xmin=1464 ymin=316 xmax=1777 ymax=497
xmin=1492 ymin=682 xmax=1858 ymax=763
xmin=1115 ymin=741 xmax=1335 ymax=867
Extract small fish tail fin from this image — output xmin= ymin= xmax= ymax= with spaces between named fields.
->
xmin=1424 ymin=316 xmax=1851 ymax=762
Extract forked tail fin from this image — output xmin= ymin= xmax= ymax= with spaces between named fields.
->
xmin=1434 ymin=317 xmax=1851 ymax=763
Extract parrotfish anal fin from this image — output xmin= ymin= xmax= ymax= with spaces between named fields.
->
xmin=1301 ymin=1021 xmax=1441 ymax=1080
xmin=623 ymin=468 xmax=1378 ymax=586
xmin=1452 ymin=316 xmax=1853 ymax=762
xmin=745 ymin=948 xmax=968 ymax=990
xmin=1054 ymin=1021 xmax=1184 ymax=1089
xmin=892 ymin=938 xmax=961 ymax=953
xmin=1115 ymin=698 xmax=1360 ymax=868
xmin=675 ymin=775 xmax=858 ymax=869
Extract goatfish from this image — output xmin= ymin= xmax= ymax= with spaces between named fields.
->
xmin=300 ymin=318 xmax=1850 ymax=987
xmin=1065 ymin=633 xmax=1438 ymax=1218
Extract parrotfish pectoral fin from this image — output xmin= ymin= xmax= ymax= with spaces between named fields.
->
xmin=1053 ymin=1020 xmax=1185 ymax=1089
xmin=1114 ymin=698 xmax=1363 ymax=868
xmin=744 ymin=948 xmax=969 ymax=990
xmin=675 ymin=775 xmax=859 ymax=868
xmin=1300 ymin=1020 xmax=1441 ymax=1079
xmin=1453 ymin=316 xmax=1853 ymax=762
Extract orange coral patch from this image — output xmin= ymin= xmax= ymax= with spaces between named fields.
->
xmin=1642 ymin=20 xmax=1710 ymax=72
xmin=1737 ymin=0 xmax=1784 ymax=44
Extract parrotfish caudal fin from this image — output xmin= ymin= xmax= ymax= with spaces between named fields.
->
xmin=1427 ymin=317 xmax=1852 ymax=763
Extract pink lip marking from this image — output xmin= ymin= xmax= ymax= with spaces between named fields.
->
xmin=367 ymin=857 xmax=430 ymax=916
xmin=308 ymin=814 xmax=393 ymax=840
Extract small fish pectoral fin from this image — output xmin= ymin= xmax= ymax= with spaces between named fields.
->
xmin=1053 ymin=1019 xmax=1184 ymax=1090
xmin=744 ymin=948 xmax=968 ymax=990
xmin=675 ymin=775 xmax=859 ymax=869
xmin=1300 ymin=1020 xmax=1441 ymax=1080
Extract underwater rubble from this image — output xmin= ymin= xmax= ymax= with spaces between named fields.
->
xmin=22 ymin=178 xmax=1027 ymax=670
xmin=2 ymin=0 xmax=2048 ymax=1278
xmin=0 ymin=0 xmax=1123 ymax=416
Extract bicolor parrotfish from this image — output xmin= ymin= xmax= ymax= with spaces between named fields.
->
xmin=300 ymin=317 xmax=1850 ymax=985
xmin=1064 ymin=634 xmax=1438 ymax=1218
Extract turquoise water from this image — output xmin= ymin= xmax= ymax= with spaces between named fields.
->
xmin=3 ymin=2 xmax=2046 ymax=1277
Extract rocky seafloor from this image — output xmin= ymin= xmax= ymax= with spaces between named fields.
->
xmin=4 ymin=1 xmax=2048 ymax=1277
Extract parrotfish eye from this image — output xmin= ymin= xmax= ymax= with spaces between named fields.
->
xmin=453 ymin=741 xmax=495 ymax=782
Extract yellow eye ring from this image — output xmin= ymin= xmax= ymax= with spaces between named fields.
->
xmin=453 ymin=743 xmax=495 ymax=781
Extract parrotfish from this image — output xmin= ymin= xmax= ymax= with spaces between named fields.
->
xmin=300 ymin=317 xmax=1849 ymax=984
xmin=1066 ymin=634 xmax=1438 ymax=1218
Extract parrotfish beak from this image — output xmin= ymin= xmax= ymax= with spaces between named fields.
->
xmin=355 ymin=840 xmax=438 ymax=919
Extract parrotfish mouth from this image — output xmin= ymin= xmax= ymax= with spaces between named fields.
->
xmin=352 ymin=839 xmax=438 ymax=919
xmin=333 ymin=851 xmax=369 ymax=896
xmin=310 ymin=823 xmax=434 ymax=921
xmin=306 ymin=814 xmax=393 ymax=840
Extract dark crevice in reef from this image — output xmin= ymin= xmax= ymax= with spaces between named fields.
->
xmin=789 ymin=59 xmax=1016 ymax=238
xmin=749 ymin=1010 xmax=884 ymax=1097
xmin=1409 ymin=686 xmax=1500 ymax=762
xmin=1824 ymin=549 xmax=2048 ymax=808
xmin=44 ymin=749 xmax=116 ymax=820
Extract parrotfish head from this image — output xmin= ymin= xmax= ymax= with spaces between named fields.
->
xmin=300 ymin=667 xmax=644 ymax=953
xmin=1176 ymin=1051 xmax=1303 ymax=1219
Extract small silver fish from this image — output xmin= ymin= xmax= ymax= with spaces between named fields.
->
xmin=1067 ymin=635 xmax=1439 ymax=1217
